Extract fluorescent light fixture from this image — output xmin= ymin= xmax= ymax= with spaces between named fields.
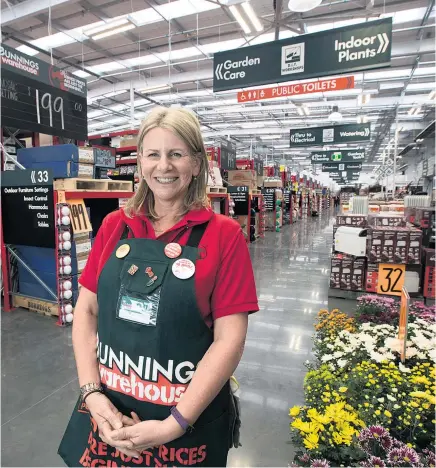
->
xmin=357 ymin=116 xmax=369 ymax=123
xmin=357 ymin=93 xmax=371 ymax=106
xmin=429 ymin=90 xmax=436 ymax=100
xmin=229 ymin=5 xmax=251 ymax=34
xmin=16 ymin=45 xmax=39 ymax=56
xmin=83 ymin=17 xmax=138 ymax=40
xmin=241 ymin=2 xmax=264 ymax=32
xmin=73 ymin=70 xmax=91 ymax=78
xmin=138 ymin=84 xmax=172 ymax=93
xmin=88 ymin=61 xmax=126 ymax=74
xmin=408 ymin=106 xmax=421 ymax=116
xmin=297 ymin=105 xmax=310 ymax=116
xmin=92 ymin=23 xmax=136 ymax=40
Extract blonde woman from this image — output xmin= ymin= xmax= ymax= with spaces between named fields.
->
xmin=59 ymin=107 xmax=258 ymax=467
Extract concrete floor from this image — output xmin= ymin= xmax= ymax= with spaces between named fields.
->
xmin=1 ymin=211 xmax=354 ymax=467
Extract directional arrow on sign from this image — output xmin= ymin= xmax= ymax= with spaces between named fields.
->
xmin=377 ymin=32 xmax=390 ymax=54
xmin=215 ymin=63 xmax=224 ymax=80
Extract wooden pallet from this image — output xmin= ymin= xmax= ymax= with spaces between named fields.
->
xmin=251 ymin=189 xmax=261 ymax=195
xmin=206 ymin=186 xmax=227 ymax=194
xmin=54 ymin=178 xmax=133 ymax=192
xmin=12 ymin=294 xmax=59 ymax=317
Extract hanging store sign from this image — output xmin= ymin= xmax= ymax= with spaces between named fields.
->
xmin=219 ymin=140 xmax=237 ymax=170
xmin=329 ymin=170 xmax=361 ymax=181
xmin=311 ymin=149 xmax=365 ymax=163
xmin=290 ymin=123 xmax=371 ymax=147
xmin=1 ymin=43 xmax=88 ymax=140
xmin=236 ymin=76 xmax=354 ymax=103
xmin=322 ymin=162 xmax=362 ymax=172
xmin=1 ymin=169 xmax=55 ymax=248
xmin=213 ymin=18 xmax=392 ymax=92
xmin=228 ymin=186 xmax=249 ymax=215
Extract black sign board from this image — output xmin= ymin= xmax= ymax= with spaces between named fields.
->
xmin=220 ymin=140 xmax=237 ymax=170
xmin=311 ymin=149 xmax=365 ymax=163
xmin=1 ymin=44 xmax=88 ymax=141
xmin=330 ymin=170 xmax=361 ymax=180
xmin=290 ymin=123 xmax=371 ymax=147
xmin=213 ymin=18 xmax=392 ymax=92
xmin=1 ymin=169 xmax=55 ymax=248
xmin=284 ymin=189 xmax=290 ymax=207
xmin=94 ymin=146 xmax=116 ymax=168
xmin=262 ymin=187 xmax=276 ymax=211
xmin=322 ymin=162 xmax=362 ymax=172
xmin=228 ymin=185 xmax=249 ymax=215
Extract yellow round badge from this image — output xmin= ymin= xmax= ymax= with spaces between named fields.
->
xmin=116 ymin=244 xmax=130 ymax=259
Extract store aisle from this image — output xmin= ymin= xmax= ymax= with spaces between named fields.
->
xmin=1 ymin=212 xmax=336 ymax=467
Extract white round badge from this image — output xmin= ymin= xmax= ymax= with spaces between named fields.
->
xmin=172 ymin=258 xmax=196 ymax=280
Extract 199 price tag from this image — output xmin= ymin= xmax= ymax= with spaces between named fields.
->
xmin=377 ymin=264 xmax=406 ymax=296
xmin=68 ymin=199 xmax=92 ymax=234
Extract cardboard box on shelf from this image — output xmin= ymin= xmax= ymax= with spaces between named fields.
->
xmin=367 ymin=228 xmax=384 ymax=263
xmin=367 ymin=214 xmax=406 ymax=227
xmin=394 ymin=228 xmax=409 ymax=264
xmin=228 ymin=170 xmax=257 ymax=190
xmin=414 ymin=208 xmax=435 ymax=228
xmin=408 ymin=228 xmax=422 ymax=265
xmin=119 ymin=137 xmax=137 ymax=148
xmin=351 ymin=258 xmax=366 ymax=291
xmin=381 ymin=228 xmax=396 ymax=263
xmin=336 ymin=214 xmax=367 ymax=227
xmin=263 ymin=180 xmax=283 ymax=188
xmin=365 ymin=263 xmax=379 ymax=293
xmin=340 ymin=256 xmax=354 ymax=291
xmin=330 ymin=255 xmax=342 ymax=289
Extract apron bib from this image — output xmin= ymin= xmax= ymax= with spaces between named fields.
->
xmin=58 ymin=222 xmax=231 ymax=467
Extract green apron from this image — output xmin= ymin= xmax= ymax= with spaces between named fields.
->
xmin=58 ymin=222 xmax=232 ymax=467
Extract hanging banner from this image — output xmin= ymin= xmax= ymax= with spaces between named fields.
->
xmin=237 ymin=76 xmax=354 ymax=103
xmin=311 ymin=149 xmax=365 ymax=163
xmin=322 ymin=162 xmax=362 ymax=172
xmin=219 ymin=140 xmax=237 ymax=170
xmin=1 ymin=44 xmax=88 ymax=141
xmin=290 ymin=123 xmax=371 ymax=147
xmin=213 ymin=18 xmax=392 ymax=92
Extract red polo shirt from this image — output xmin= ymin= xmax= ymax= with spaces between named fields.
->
xmin=79 ymin=207 xmax=259 ymax=327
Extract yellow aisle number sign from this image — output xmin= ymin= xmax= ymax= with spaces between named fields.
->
xmin=377 ymin=264 xmax=406 ymax=296
xmin=68 ymin=199 xmax=92 ymax=234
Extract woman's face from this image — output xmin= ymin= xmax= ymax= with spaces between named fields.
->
xmin=140 ymin=127 xmax=200 ymax=204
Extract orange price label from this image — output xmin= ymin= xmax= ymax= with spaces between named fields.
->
xmin=377 ymin=263 xmax=406 ymax=296
xmin=68 ymin=199 xmax=92 ymax=234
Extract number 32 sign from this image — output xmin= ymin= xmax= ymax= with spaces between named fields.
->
xmin=377 ymin=264 xmax=406 ymax=296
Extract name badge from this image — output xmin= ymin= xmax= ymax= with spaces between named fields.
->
xmin=117 ymin=294 xmax=157 ymax=326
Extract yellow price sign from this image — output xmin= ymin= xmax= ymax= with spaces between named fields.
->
xmin=377 ymin=263 xmax=406 ymax=296
xmin=68 ymin=199 xmax=92 ymax=234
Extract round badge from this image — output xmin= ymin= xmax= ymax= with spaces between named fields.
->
xmin=116 ymin=244 xmax=130 ymax=259
xmin=172 ymin=258 xmax=196 ymax=280
xmin=164 ymin=242 xmax=182 ymax=259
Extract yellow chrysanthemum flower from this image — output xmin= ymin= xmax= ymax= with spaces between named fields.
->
xmin=289 ymin=406 xmax=301 ymax=417
xmin=303 ymin=432 xmax=319 ymax=450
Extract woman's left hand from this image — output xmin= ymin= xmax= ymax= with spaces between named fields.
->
xmin=109 ymin=413 xmax=185 ymax=452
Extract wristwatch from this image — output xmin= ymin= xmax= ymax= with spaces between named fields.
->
xmin=80 ymin=382 xmax=103 ymax=403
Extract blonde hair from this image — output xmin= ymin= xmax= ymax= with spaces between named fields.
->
xmin=124 ymin=107 xmax=209 ymax=219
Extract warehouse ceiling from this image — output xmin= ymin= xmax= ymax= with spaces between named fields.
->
xmin=1 ymin=0 xmax=435 ymax=175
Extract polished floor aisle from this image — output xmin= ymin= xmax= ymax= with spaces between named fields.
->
xmin=2 ymin=211 xmax=343 ymax=467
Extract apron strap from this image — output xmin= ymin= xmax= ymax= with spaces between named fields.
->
xmin=120 ymin=224 xmax=130 ymax=240
xmin=185 ymin=222 xmax=208 ymax=248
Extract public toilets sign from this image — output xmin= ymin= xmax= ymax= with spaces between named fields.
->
xmin=213 ymin=18 xmax=392 ymax=92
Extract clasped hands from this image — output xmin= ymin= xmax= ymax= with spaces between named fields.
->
xmin=86 ymin=393 xmax=185 ymax=458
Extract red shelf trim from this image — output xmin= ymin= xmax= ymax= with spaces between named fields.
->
xmin=63 ymin=191 xmax=134 ymax=200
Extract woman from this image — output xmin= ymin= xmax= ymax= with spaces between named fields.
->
xmin=58 ymin=107 xmax=259 ymax=467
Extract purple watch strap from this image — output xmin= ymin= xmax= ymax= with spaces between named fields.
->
xmin=170 ymin=406 xmax=193 ymax=432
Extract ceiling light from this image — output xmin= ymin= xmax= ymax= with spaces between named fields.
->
xmin=408 ymin=106 xmax=421 ymax=116
xmin=329 ymin=105 xmax=342 ymax=122
xmin=229 ymin=5 xmax=251 ymax=34
xmin=288 ymin=0 xmax=322 ymax=12
xmin=92 ymin=23 xmax=136 ymax=40
xmin=83 ymin=17 xmax=137 ymax=39
xmin=241 ymin=2 xmax=263 ymax=32
xmin=357 ymin=93 xmax=371 ymax=106
xmin=357 ymin=116 xmax=368 ymax=124
xmin=137 ymin=84 xmax=172 ymax=93
xmin=429 ymin=90 xmax=436 ymax=100
xmin=73 ymin=70 xmax=91 ymax=78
